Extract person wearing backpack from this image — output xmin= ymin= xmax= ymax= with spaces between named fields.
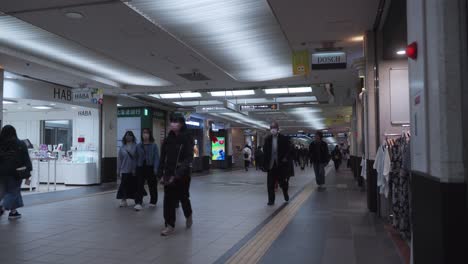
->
xmin=0 ymin=125 xmax=32 ymax=219
xmin=242 ymin=145 xmax=252 ymax=172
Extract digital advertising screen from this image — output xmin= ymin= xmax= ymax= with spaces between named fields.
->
xmin=211 ymin=137 xmax=225 ymax=161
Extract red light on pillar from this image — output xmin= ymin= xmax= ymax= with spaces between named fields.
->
xmin=406 ymin=42 xmax=417 ymax=60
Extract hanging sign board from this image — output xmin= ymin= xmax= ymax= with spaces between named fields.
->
xmin=239 ymin=103 xmax=279 ymax=112
xmin=195 ymin=106 xmax=227 ymax=113
xmin=311 ymin=52 xmax=347 ymax=70
xmin=73 ymin=88 xmax=104 ymax=104
xmin=292 ymin=50 xmax=311 ymax=76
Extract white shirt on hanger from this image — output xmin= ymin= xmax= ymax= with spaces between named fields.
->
xmin=374 ymin=145 xmax=391 ymax=198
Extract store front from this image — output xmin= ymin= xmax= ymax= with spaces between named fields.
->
xmin=3 ymin=78 xmax=102 ymax=194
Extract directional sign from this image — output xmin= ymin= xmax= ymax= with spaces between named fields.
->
xmin=239 ymin=103 xmax=279 ymax=112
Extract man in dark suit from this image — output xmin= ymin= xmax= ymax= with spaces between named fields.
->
xmin=309 ymin=131 xmax=330 ymax=190
xmin=263 ymin=121 xmax=291 ymax=206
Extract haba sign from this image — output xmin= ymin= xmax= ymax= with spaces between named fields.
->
xmin=292 ymin=50 xmax=310 ymax=76
xmin=54 ymin=88 xmax=73 ymax=102
xmin=78 ymin=110 xmax=92 ymax=117
xmin=311 ymin=52 xmax=347 ymax=70
xmin=72 ymin=88 xmax=104 ymax=104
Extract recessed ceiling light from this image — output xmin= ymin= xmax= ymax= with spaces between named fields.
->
xmin=210 ymin=90 xmax=255 ymax=97
xmin=396 ymin=50 xmax=406 ymax=55
xmin=160 ymin=93 xmax=181 ymax=99
xmin=33 ymin=106 xmax=53 ymax=110
xmin=232 ymin=90 xmax=255 ymax=96
xmin=65 ymin=12 xmax=84 ymax=19
xmin=180 ymin=92 xmax=202 ymax=98
xmin=264 ymin=88 xmax=288 ymax=94
xmin=350 ymin=35 xmax=364 ymax=42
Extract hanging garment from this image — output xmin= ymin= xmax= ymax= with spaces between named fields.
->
xmin=360 ymin=156 xmax=367 ymax=179
xmin=374 ymin=145 xmax=391 ymax=197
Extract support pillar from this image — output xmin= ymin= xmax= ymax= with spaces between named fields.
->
xmin=101 ymin=95 xmax=118 ymax=183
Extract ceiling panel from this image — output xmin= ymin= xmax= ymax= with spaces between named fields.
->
xmin=0 ymin=0 xmax=103 ymax=13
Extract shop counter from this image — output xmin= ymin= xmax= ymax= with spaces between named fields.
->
xmin=35 ymin=160 xmax=98 ymax=186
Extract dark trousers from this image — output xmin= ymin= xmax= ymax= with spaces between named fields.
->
xmin=136 ymin=166 xmax=158 ymax=205
xmin=313 ymin=163 xmax=326 ymax=185
xmin=116 ymin=173 xmax=137 ymax=200
xmin=164 ymin=177 xmax=192 ymax=228
xmin=244 ymin=160 xmax=250 ymax=171
xmin=267 ymin=164 xmax=289 ymax=203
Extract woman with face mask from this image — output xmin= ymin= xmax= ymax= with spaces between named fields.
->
xmin=135 ymin=128 xmax=160 ymax=211
xmin=157 ymin=114 xmax=194 ymax=236
xmin=116 ymin=131 xmax=139 ymax=208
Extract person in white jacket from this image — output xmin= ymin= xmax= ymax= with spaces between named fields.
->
xmin=242 ymin=145 xmax=252 ymax=172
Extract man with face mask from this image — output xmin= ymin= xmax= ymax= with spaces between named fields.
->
xmin=157 ymin=114 xmax=194 ymax=236
xmin=262 ymin=121 xmax=291 ymax=205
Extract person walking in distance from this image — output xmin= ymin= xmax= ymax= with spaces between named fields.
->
xmin=135 ymin=128 xmax=160 ymax=210
xmin=117 ymin=131 xmax=139 ymax=208
xmin=242 ymin=145 xmax=252 ymax=172
xmin=157 ymin=114 xmax=194 ymax=236
xmin=255 ymin=146 xmax=264 ymax=171
xmin=309 ymin=131 xmax=330 ymax=190
xmin=262 ymin=121 xmax=291 ymax=206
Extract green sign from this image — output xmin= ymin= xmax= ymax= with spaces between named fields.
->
xmin=117 ymin=108 xmax=142 ymax=117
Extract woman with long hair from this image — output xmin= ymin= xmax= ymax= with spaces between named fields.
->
xmin=157 ymin=114 xmax=194 ymax=236
xmin=116 ymin=131 xmax=139 ymax=209
xmin=135 ymin=128 xmax=160 ymax=210
xmin=0 ymin=125 xmax=32 ymax=219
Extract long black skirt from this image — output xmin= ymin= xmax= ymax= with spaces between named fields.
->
xmin=116 ymin=173 xmax=137 ymax=200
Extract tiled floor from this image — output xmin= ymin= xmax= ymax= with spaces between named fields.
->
xmin=258 ymin=167 xmax=403 ymax=264
xmin=0 ymin=168 xmax=312 ymax=264
xmin=0 ymin=165 xmax=403 ymax=264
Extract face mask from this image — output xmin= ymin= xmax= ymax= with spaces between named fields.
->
xmin=125 ymin=135 xmax=133 ymax=143
xmin=170 ymin=122 xmax=181 ymax=132
xmin=270 ymin=129 xmax=278 ymax=135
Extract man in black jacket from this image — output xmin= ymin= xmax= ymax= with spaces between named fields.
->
xmin=263 ymin=121 xmax=291 ymax=205
xmin=309 ymin=131 xmax=330 ymax=190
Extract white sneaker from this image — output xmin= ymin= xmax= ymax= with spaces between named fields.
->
xmin=119 ymin=200 xmax=128 ymax=207
xmin=161 ymin=226 xmax=175 ymax=236
xmin=186 ymin=215 xmax=193 ymax=229
xmin=149 ymin=203 xmax=157 ymax=208
xmin=134 ymin=204 xmax=143 ymax=211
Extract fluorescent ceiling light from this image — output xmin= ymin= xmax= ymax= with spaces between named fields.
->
xmin=33 ymin=106 xmax=53 ymax=110
xmin=174 ymin=100 xmax=221 ymax=106
xmin=3 ymin=99 xmax=17 ymax=104
xmin=288 ymin=87 xmax=312 ymax=93
xmin=186 ymin=120 xmax=200 ymax=127
xmin=0 ymin=16 xmax=171 ymax=87
xmin=236 ymin=98 xmax=273 ymax=104
xmin=210 ymin=90 xmax=254 ymax=97
xmin=117 ymin=104 xmax=123 ymax=107
xmin=264 ymin=87 xmax=312 ymax=94
xmin=232 ymin=90 xmax=255 ymax=96
xmin=264 ymin=88 xmax=288 ymax=94
xmin=125 ymin=0 xmax=292 ymax=82
xmin=160 ymin=93 xmax=181 ymax=99
xmin=180 ymin=92 xmax=202 ymax=98
xmin=396 ymin=50 xmax=406 ymax=55
xmin=276 ymin=96 xmax=317 ymax=103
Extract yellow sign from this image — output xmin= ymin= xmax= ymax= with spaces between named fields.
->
xmin=292 ymin=50 xmax=310 ymax=76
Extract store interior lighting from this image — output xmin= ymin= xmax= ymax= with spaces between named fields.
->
xmin=396 ymin=50 xmax=406 ymax=55
xmin=125 ymin=0 xmax=292 ymax=81
xmin=32 ymin=106 xmax=53 ymax=110
xmin=264 ymin=87 xmax=312 ymax=94
xmin=174 ymin=100 xmax=221 ymax=106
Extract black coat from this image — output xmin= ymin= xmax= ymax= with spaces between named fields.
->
xmin=0 ymin=139 xmax=32 ymax=178
xmin=263 ymin=134 xmax=292 ymax=174
xmin=157 ymin=130 xmax=194 ymax=181
xmin=309 ymin=140 xmax=330 ymax=164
